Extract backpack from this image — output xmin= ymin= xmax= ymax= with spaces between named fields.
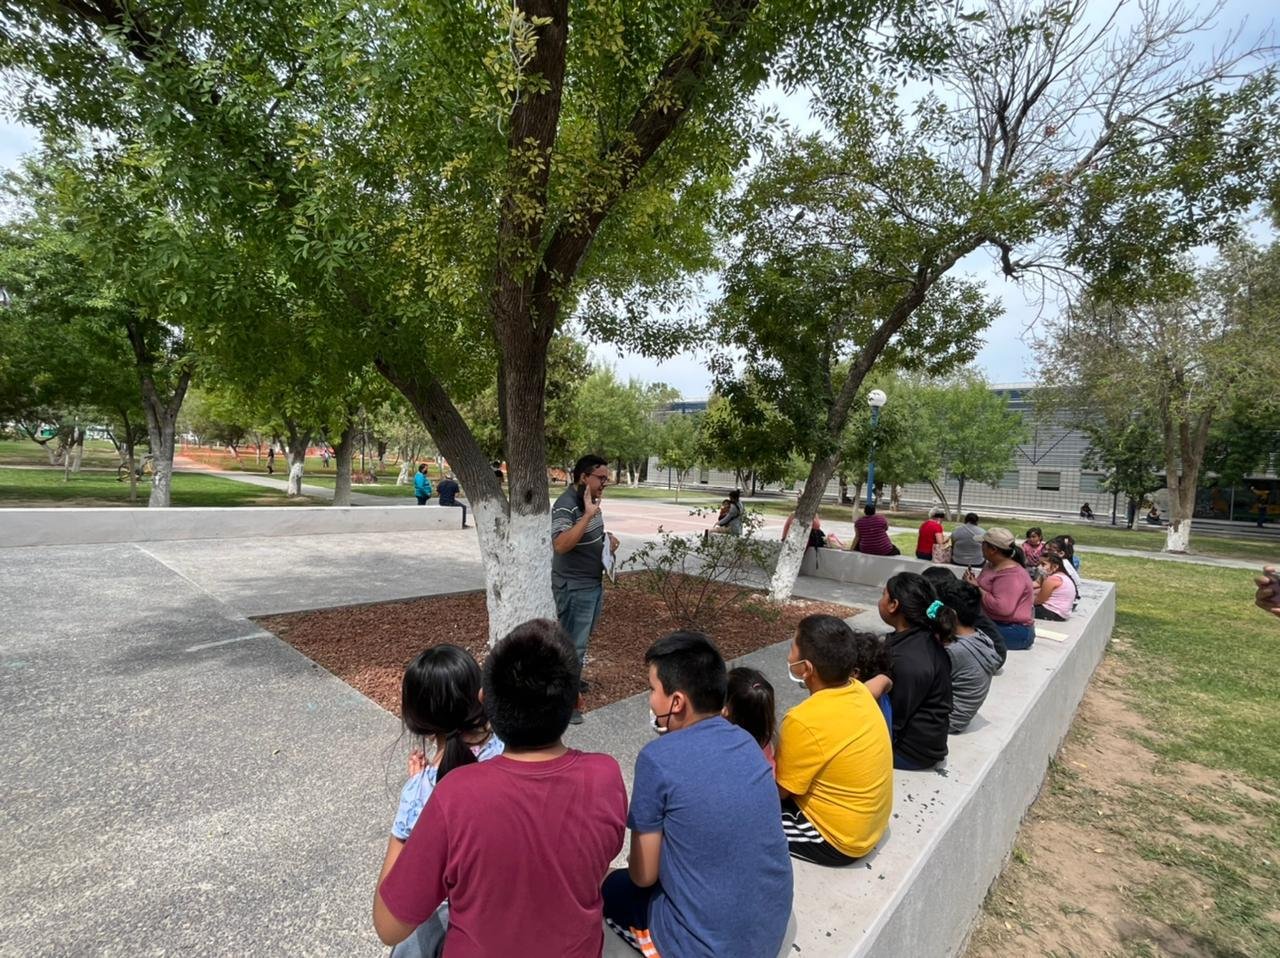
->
xmin=808 ymin=527 xmax=827 ymax=549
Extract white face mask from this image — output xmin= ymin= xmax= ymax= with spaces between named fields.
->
xmin=786 ymin=660 xmax=808 ymax=686
xmin=649 ymin=707 xmax=674 ymax=734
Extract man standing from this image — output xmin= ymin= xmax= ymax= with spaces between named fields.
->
xmin=552 ymin=455 xmax=619 ymax=724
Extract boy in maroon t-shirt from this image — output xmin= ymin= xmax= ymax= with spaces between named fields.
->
xmin=374 ymin=620 xmax=627 ymax=957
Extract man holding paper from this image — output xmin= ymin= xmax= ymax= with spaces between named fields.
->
xmin=552 ymin=454 xmax=620 ymax=724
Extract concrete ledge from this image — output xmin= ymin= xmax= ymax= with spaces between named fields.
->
xmin=791 ymin=552 xmax=1116 ymax=957
xmin=800 ymin=546 xmax=952 ymax=584
xmin=573 ymin=552 xmax=1115 ymax=958
xmin=0 ymin=505 xmax=467 ymax=548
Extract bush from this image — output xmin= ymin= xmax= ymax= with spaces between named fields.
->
xmin=619 ymin=507 xmax=780 ymax=632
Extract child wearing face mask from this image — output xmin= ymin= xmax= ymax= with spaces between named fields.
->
xmin=604 ymin=632 xmax=793 ymax=958
xmin=775 ymin=615 xmax=894 ymax=867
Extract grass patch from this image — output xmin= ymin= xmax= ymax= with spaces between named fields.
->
xmin=1090 ymin=553 xmax=1280 ymax=782
xmin=0 ymin=467 xmax=317 ymax=507
xmin=301 ymin=476 xmax=417 ymax=498
xmin=0 ymin=438 xmax=123 ymax=468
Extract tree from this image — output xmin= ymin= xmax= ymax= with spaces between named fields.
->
xmin=713 ymin=0 xmax=1276 ymax=601
xmin=1040 ymin=241 xmax=1280 ymax=551
xmin=655 ymin=413 xmax=702 ymax=501
xmin=2 ymin=0 xmax=956 ymax=639
xmin=1078 ymin=411 xmax=1165 ymax=527
xmin=696 ymin=387 xmax=799 ymax=494
xmin=572 ymin=370 xmax=655 ymax=485
xmin=931 ymin=377 xmax=1027 ymax=519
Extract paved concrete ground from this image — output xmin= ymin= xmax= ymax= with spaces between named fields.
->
xmin=0 ymin=496 xmax=1256 ymax=955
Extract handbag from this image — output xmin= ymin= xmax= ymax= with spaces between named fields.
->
xmin=932 ymin=539 xmax=952 ymax=564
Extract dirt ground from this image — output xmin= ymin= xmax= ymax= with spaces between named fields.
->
xmin=256 ymin=574 xmax=858 ymax=716
xmin=965 ymin=646 xmax=1280 ymax=958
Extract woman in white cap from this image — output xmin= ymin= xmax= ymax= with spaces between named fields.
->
xmin=964 ymin=527 xmax=1035 ymax=650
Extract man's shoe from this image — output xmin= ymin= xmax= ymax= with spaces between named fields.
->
xmin=569 ymin=709 xmax=584 ymax=725
xmin=579 ymin=678 xmax=592 ymax=693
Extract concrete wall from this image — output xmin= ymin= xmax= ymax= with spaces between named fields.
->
xmin=0 ymin=505 xmax=465 ymax=548
xmin=788 ymin=550 xmax=1116 ymax=957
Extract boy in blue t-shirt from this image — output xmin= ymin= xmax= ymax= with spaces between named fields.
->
xmin=602 ymin=632 xmax=793 ymax=958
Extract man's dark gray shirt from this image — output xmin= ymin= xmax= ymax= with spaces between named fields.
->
xmin=551 ymin=485 xmax=605 ymax=590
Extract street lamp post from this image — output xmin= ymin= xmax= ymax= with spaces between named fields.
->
xmin=865 ymin=389 xmax=887 ymax=509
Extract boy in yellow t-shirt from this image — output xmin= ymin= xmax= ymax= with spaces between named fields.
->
xmin=776 ymin=614 xmax=894 ymax=866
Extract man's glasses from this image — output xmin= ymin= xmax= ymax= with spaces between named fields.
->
xmin=589 ymin=472 xmax=610 ymax=485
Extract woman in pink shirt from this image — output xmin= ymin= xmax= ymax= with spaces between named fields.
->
xmin=964 ymin=527 xmax=1035 ymax=650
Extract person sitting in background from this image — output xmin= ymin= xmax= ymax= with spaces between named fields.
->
xmin=950 ymin=513 xmax=985 ymax=568
xmin=965 ymin=528 xmax=1035 ymax=651
xmin=781 ymin=513 xmax=844 ymax=550
xmin=1079 ymin=502 xmax=1095 ymax=520
xmin=1145 ymin=504 xmax=1162 ymax=525
xmin=1034 ymin=552 xmax=1078 ymax=622
xmin=851 ymin=504 xmax=899 ymax=556
xmin=929 ymin=576 xmax=1001 ymax=733
xmin=437 ymin=473 xmax=468 ymax=528
xmin=915 ymin=508 xmax=946 ymax=561
xmin=1021 ymin=527 xmax=1045 ymax=568
xmin=921 ymin=566 xmax=1006 ymax=666
xmin=1047 ymin=534 xmax=1081 ymax=573
xmin=713 ymin=489 xmax=743 ymax=536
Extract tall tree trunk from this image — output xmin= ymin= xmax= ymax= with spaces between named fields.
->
xmin=126 ymin=321 xmax=193 ymax=509
xmin=837 ymin=471 xmax=849 ymax=503
xmin=332 ymin=419 xmax=357 ymax=506
xmin=769 ymin=452 xmax=841 ymax=603
xmin=282 ymin=421 xmax=311 ymax=497
xmin=378 ymin=357 xmax=555 ymax=643
xmin=954 ymin=476 xmax=968 ymax=521
xmin=396 ymin=460 xmax=413 ymax=485
xmin=927 ymin=479 xmax=952 ymax=520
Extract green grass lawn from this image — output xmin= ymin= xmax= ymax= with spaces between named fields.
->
xmin=302 ymin=475 xmax=417 ymax=498
xmin=0 ymin=467 xmax=318 ymax=507
xmin=1028 ymin=554 xmax=1279 ymax=954
xmin=0 ymin=437 xmax=123 ymax=468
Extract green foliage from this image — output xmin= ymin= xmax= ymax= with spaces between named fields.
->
xmin=654 ymin=412 xmax=702 ymax=496
xmin=571 ymin=368 xmax=658 ymax=469
xmin=932 ymin=375 xmax=1026 ymax=514
xmin=620 ymin=513 xmax=778 ymax=632
xmin=696 ymin=387 xmax=798 ymax=488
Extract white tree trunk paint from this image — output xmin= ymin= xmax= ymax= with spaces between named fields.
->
xmin=1165 ymin=518 xmax=1192 ymax=553
xmin=769 ymin=521 xmax=811 ymax=604
xmin=396 ymin=461 xmax=412 ymax=485
xmin=472 ymin=499 xmax=557 ymax=644
xmin=287 ymin=462 xmax=304 ymax=497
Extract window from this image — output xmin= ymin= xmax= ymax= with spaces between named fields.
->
xmin=1079 ymin=472 xmax=1105 ymax=494
xmin=1036 ymin=471 xmax=1061 ymax=491
xmin=992 ymin=470 xmax=1020 ymax=490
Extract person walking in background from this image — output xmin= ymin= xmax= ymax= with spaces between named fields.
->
xmin=413 ymin=464 xmax=433 ymax=506
xmin=436 ymin=473 xmax=467 ymax=527
xmin=551 ymin=455 xmax=620 ymax=723
xmin=266 ymin=445 xmax=275 ymax=476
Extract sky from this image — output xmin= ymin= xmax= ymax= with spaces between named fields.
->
xmin=0 ymin=0 xmax=1272 ymax=399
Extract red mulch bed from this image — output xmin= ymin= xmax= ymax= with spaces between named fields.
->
xmin=256 ymin=575 xmax=858 ymax=716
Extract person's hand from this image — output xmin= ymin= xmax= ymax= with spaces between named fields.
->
xmin=962 ymin=568 xmax=977 ymax=584
xmin=582 ymin=491 xmax=601 ymax=520
xmin=1255 ymin=566 xmax=1280 ymax=619
xmin=408 ymin=749 xmax=427 ymax=777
